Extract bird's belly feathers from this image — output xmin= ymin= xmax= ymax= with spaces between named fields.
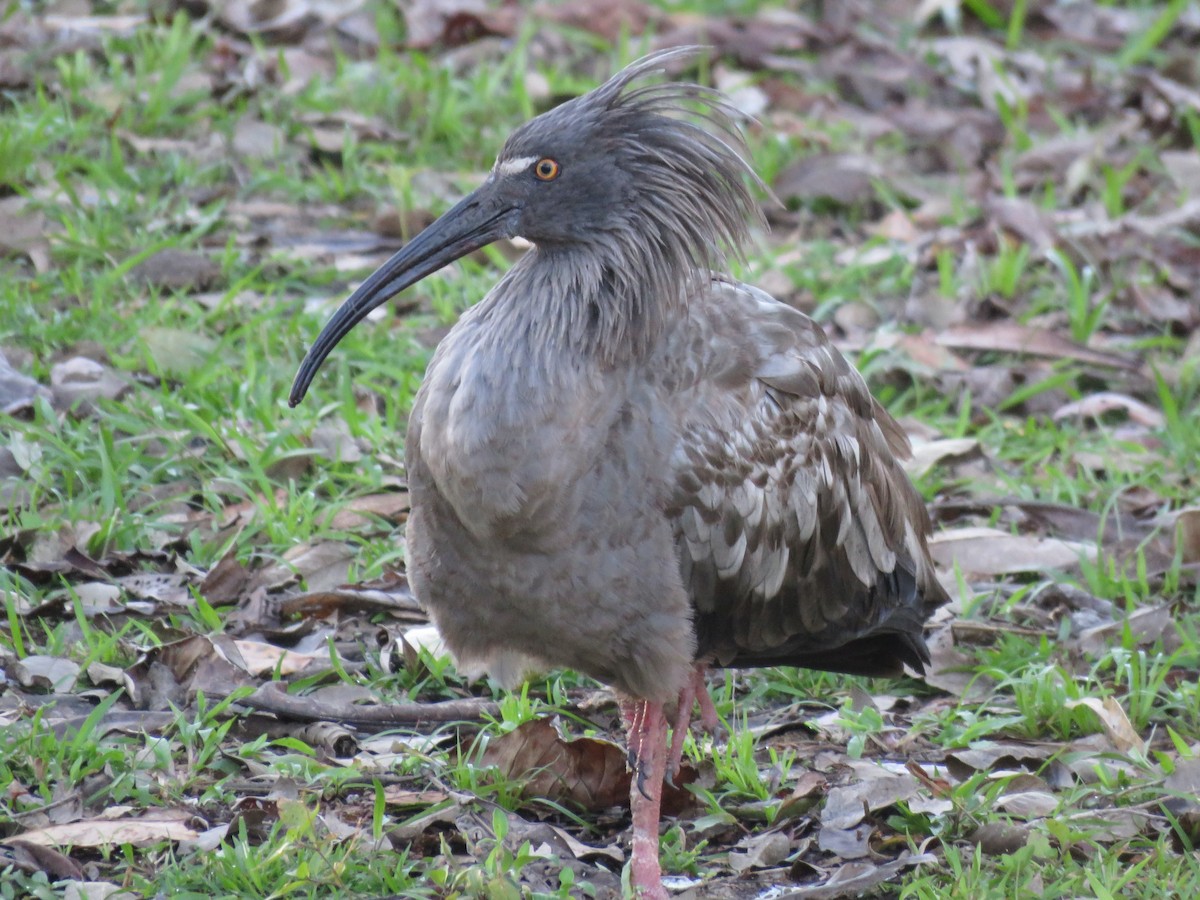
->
xmin=405 ymin=337 xmax=696 ymax=700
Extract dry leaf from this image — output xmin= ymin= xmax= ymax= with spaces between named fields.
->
xmin=10 ymin=655 xmax=80 ymax=692
xmin=934 ymin=321 xmax=1137 ymax=370
xmin=50 ymin=357 xmax=130 ymax=408
xmin=1063 ymin=697 xmax=1145 ymax=754
xmin=12 ymin=811 xmax=199 ymax=848
xmin=481 ymin=718 xmax=632 ymax=812
xmin=928 ymin=526 xmax=1098 ymax=575
xmin=994 ymin=790 xmax=1058 ymax=819
xmin=481 ymin=718 xmax=695 ymax=815
xmin=904 ymin=438 xmax=982 ymax=478
xmin=0 ymin=351 xmax=49 ymax=414
xmin=129 ymin=250 xmax=221 ymax=294
xmin=1052 ymin=392 xmax=1165 ymax=427
xmin=774 ymin=153 xmax=889 ymax=207
xmin=233 ymin=639 xmax=322 ymax=676
xmin=821 ymin=772 xmax=921 ymax=831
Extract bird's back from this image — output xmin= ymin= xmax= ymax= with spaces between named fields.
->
xmin=657 ymin=277 xmax=946 ymax=678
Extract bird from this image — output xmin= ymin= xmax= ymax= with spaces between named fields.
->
xmin=289 ymin=47 xmax=946 ymax=899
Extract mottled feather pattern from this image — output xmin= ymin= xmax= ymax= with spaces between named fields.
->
xmin=660 ymin=280 xmax=944 ymax=677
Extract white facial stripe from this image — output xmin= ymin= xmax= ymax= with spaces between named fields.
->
xmin=494 ymin=155 xmax=539 ymax=177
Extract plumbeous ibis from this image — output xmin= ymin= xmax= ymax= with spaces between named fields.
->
xmin=290 ymin=47 xmax=946 ymax=898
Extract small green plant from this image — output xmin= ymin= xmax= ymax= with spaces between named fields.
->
xmin=1098 ymin=156 xmax=1143 ymax=219
xmin=1045 ymin=250 xmax=1107 ymax=343
xmin=836 ymin=697 xmax=886 ymax=759
xmin=436 ymin=807 xmax=576 ymax=899
xmin=981 ymin=241 xmax=1031 ymax=299
xmin=659 ymin=824 xmax=707 ymax=877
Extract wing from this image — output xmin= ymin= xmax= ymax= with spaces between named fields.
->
xmin=663 ymin=279 xmax=947 ymax=678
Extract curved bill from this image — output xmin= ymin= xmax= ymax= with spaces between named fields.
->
xmin=289 ymin=189 xmax=514 ymax=407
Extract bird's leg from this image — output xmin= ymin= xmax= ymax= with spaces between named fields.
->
xmin=625 ymin=698 xmax=669 ymax=900
xmin=665 ymin=676 xmax=696 ymax=784
xmin=694 ymin=666 xmax=720 ymax=732
xmin=666 ymin=664 xmax=719 ymax=781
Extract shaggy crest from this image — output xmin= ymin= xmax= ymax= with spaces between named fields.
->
xmin=498 ymin=47 xmax=768 ymax=361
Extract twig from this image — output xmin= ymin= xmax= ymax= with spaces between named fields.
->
xmin=241 ymin=681 xmax=500 ymax=727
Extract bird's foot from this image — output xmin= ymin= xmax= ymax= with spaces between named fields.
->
xmin=621 ymin=699 xmax=655 ymax=799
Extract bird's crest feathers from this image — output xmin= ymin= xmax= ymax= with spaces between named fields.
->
xmin=505 ymin=47 xmax=768 ymax=362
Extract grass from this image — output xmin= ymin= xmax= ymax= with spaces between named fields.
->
xmin=2 ymin=0 xmax=1199 ymax=896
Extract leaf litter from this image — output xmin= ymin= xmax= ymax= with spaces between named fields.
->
xmin=2 ymin=0 xmax=1200 ymax=896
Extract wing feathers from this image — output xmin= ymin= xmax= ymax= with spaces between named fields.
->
xmin=668 ymin=282 xmax=946 ymax=674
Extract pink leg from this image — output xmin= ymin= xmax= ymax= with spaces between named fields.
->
xmin=665 ymin=673 xmax=697 ymax=780
xmin=626 ymin=699 xmax=669 ymax=900
xmin=694 ymin=667 xmax=719 ymax=732
xmin=666 ymin=664 xmax=720 ymax=779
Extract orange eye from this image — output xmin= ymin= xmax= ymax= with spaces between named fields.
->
xmin=534 ymin=158 xmax=560 ymax=181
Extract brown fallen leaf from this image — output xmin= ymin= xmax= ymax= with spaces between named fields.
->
xmin=49 ymin=357 xmax=131 ymax=409
xmin=293 ymin=721 xmax=358 ymax=757
xmin=0 ymin=840 xmax=85 ymax=881
xmin=1063 ymin=696 xmax=1145 ymax=754
xmin=774 ymin=153 xmax=890 ymax=208
xmin=1052 ymin=392 xmax=1165 ymax=427
xmin=984 ymin=195 xmax=1057 ymax=253
xmin=213 ymin=0 xmax=327 ymax=41
xmin=199 ymin=550 xmax=253 ymax=604
xmin=383 ymin=787 xmax=451 ymax=808
xmin=944 ymin=742 xmax=1064 ymax=782
xmin=0 ymin=350 xmax=49 ymax=414
xmin=481 ymin=718 xmax=630 ymax=812
xmin=1061 ymin=807 xmax=1159 ymax=843
xmin=768 ymin=853 xmax=935 ymax=898
xmin=928 ymin=526 xmax=1098 ymax=576
xmin=921 ymin=624 xmax=995 ymax=700
xmin=994 ymin=790 xmax=1058 ymax=819
xmin=481 ymin=718 xmax=694 ymax=814
xmin=0 ymin=195 xmax=52 ymax=273
xmin=970 ymin=821 xmax=1030 ymax=855
xmin=934 ymin=321 xmax=1138 ymax=370
xmin=135 ymin=634 xmax=255 ymax=704
xmin=821 ymin=772 xmax=921 ymax=832
xmin=1173 ymin=508 xmax=1200 ymax=565
xmin=534 ymin=828 xmax=622 ymax=869
xmin=279 ymin=585 xmax=424 ymax=621
xmin=253 ymin=540 xmax=354 ymax=592
xmin=10 ymin=655 xmax=80 ymax=692
xmin=537 ymin=0 xmax=660 ymax=44
xmin=1074 ymin=603 xmax=1176 ymax=657
xmin=310 ymin=417 xmax=363 ymax=463
xmin=9 ymin=810 xmax=199 ymax=848
xmin=931 ymin=497 xmax=1154 ymax=548
xmin=232 ymin=639 xmax=323 ymax=676
xmin=326 ymin=490 xmax=410 ymax=531
xmin=728 ymin=829 xmax=792 ymax=873
xmin=904 ymin=437 xmax=983 ymax=478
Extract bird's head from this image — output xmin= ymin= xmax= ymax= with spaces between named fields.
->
xmin=290 ymin=46 xmax=764 ymax=405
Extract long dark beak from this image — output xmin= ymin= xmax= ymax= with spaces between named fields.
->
xmin=289 ymin=188 xmax=516 ymax=407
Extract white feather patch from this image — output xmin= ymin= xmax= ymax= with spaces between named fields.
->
xmin=494 ymin=155 xmax=539 ymax=176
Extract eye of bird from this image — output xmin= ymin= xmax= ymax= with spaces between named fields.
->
xmin=534 ymin=158 xmax=560 ymax=181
